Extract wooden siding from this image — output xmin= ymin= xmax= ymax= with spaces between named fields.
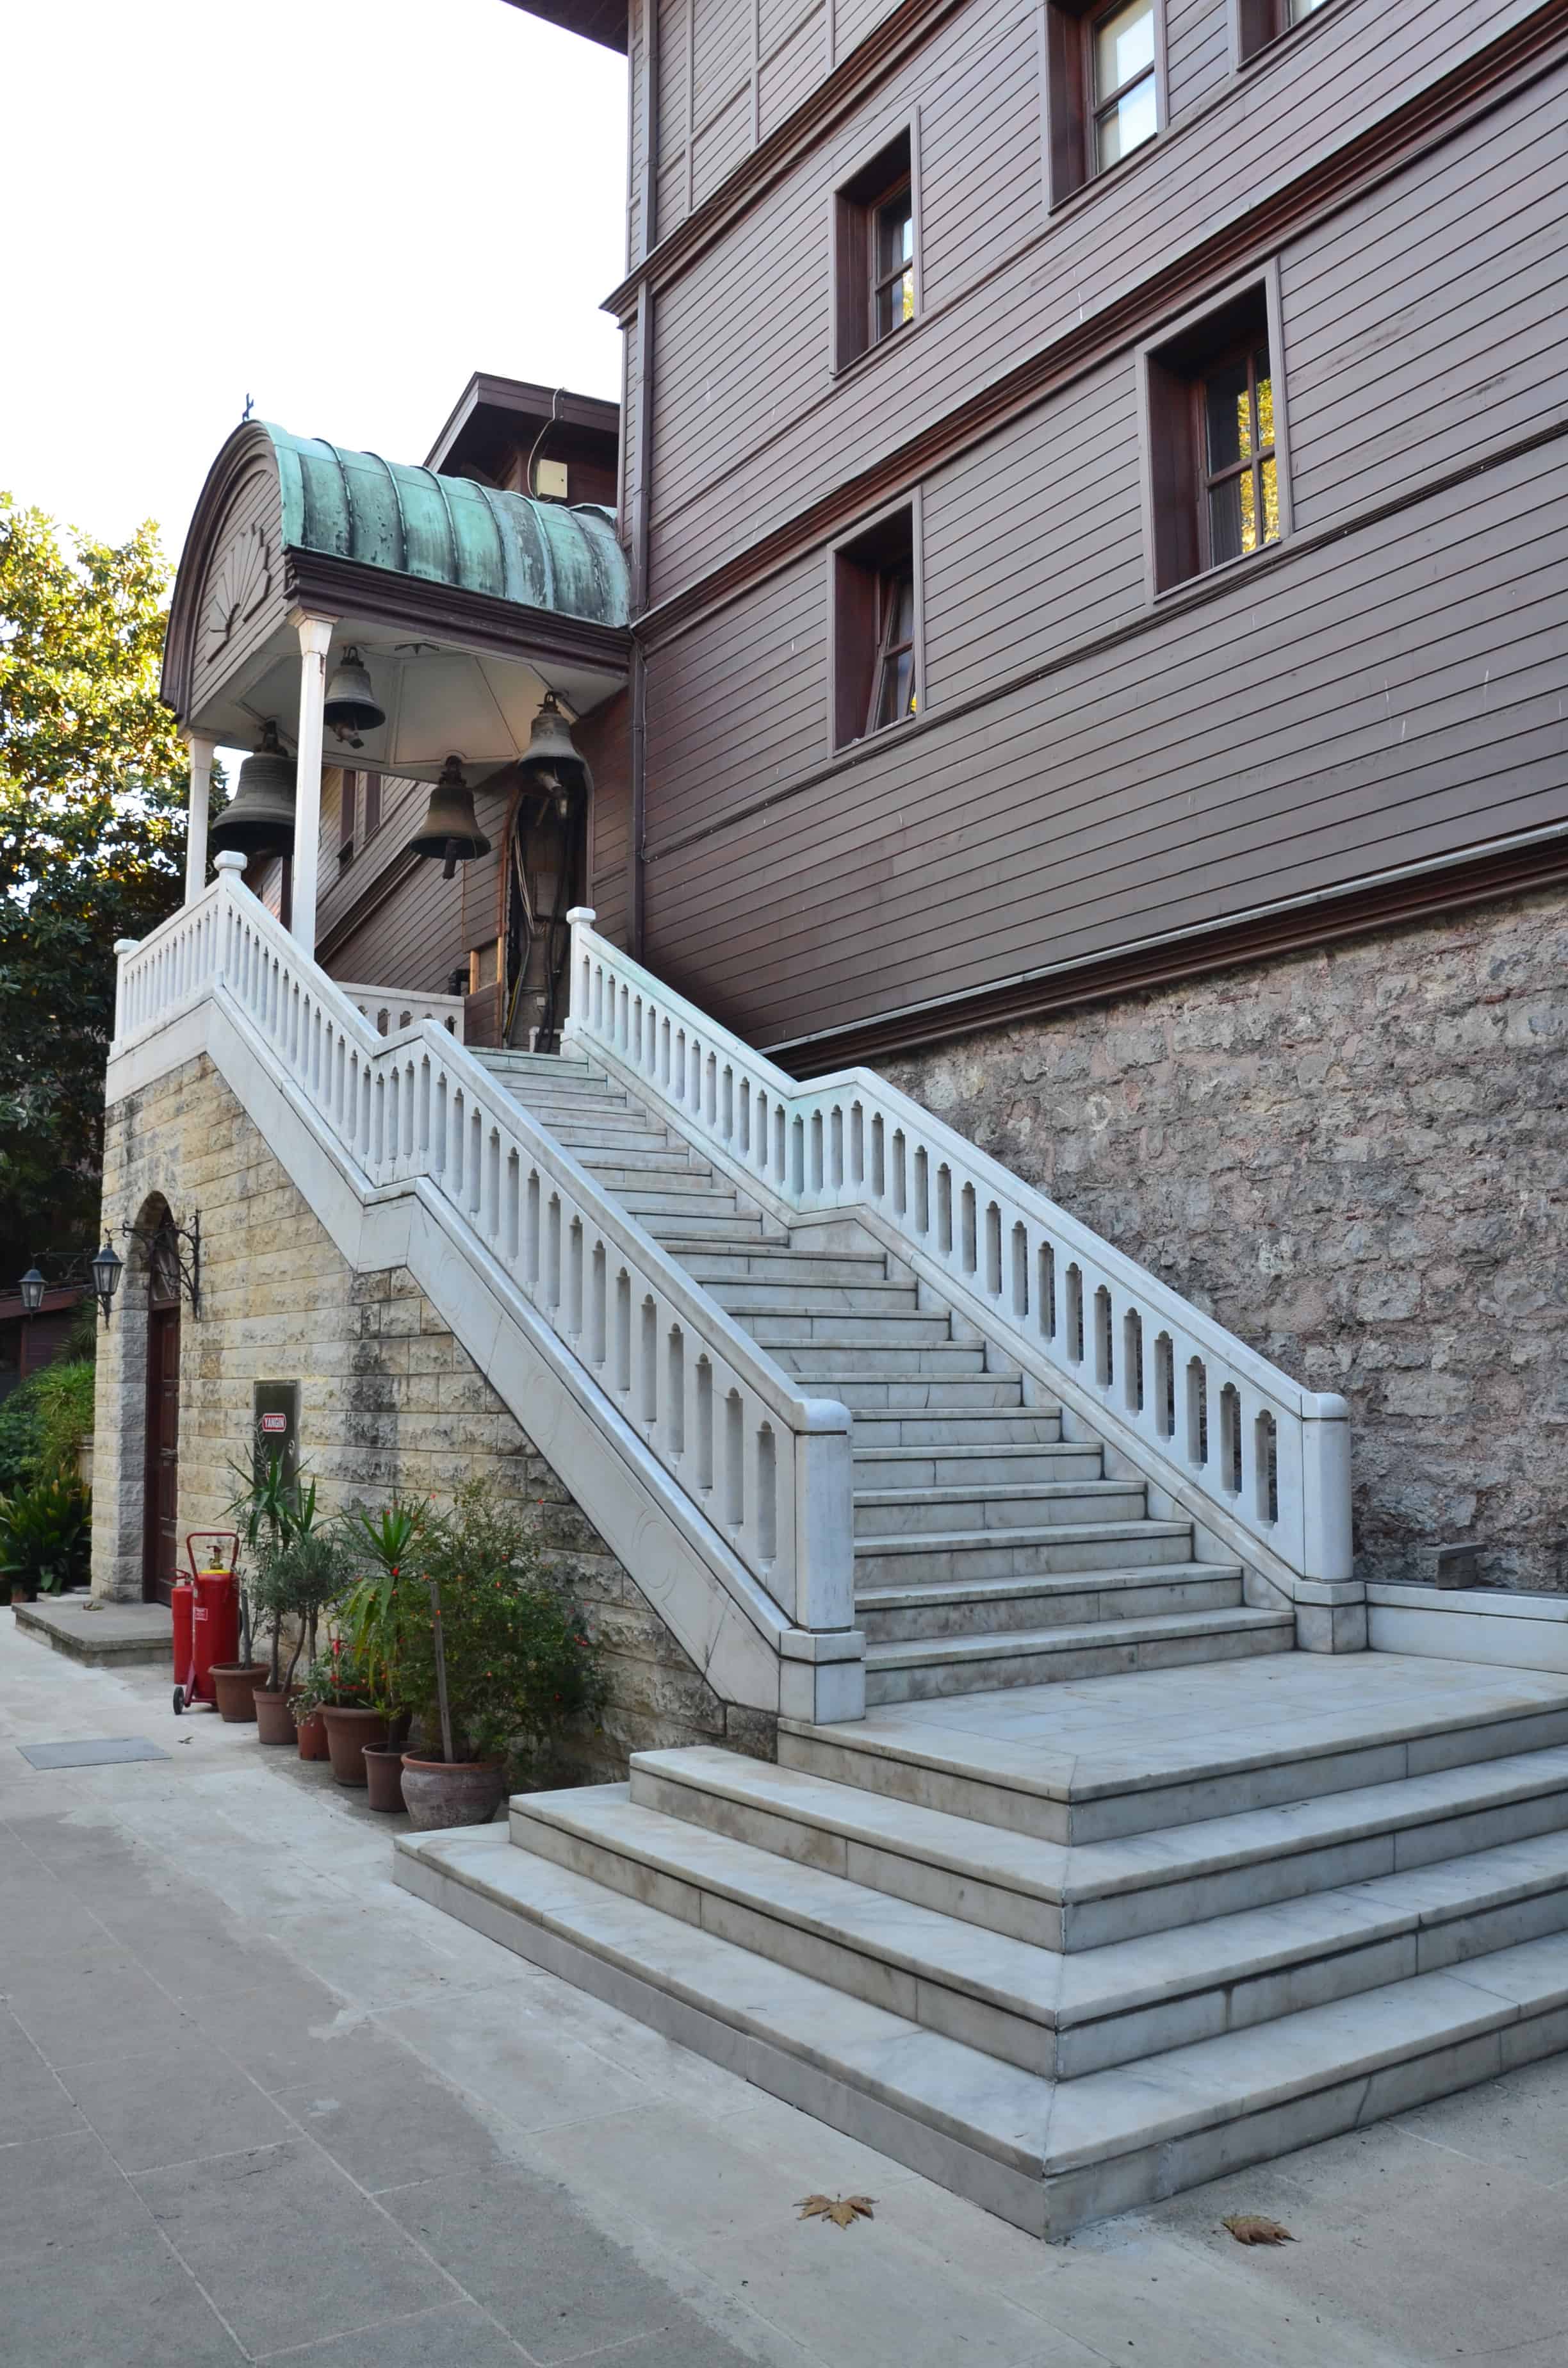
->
xmin=582 ymin=690 xmax=634 ymax=946
xmin=642 ymin=437 xmax=1568 ymax=1048
xmin=630 ymin=49 xmax=1568 ymax=1052
xmin=188 ymin=457 xmax=284 ymax=725
xmin=643 ymin=0 xmax=1545 ymax=602
xmin=1166 ymin=0 xmax=1233 ymax=120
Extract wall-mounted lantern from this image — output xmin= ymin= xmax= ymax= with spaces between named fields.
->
xmin=17 ymin=1266 xmax=47 ymax=1315
xmin=90 ymin=1236 xmax=124 ymax=1328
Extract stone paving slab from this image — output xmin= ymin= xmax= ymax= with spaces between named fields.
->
xmin=17 ymin=1736 xmax=169 ymax=1768
xmin=4 ymin=1619 xmax=1568 ymax=2365
xmin=12 ymin=1593 xmax=173 ymax=1666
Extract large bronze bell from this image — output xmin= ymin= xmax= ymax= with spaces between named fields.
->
xmin=518 ymin=691 xmax=587 ymax=817
xmin=323 ymin=645 xmax=385 ymax=746
xmin=209 ymin=721 xmax=297 ymax=860
xmin=409 ymin=755 xmax=491 ymax=880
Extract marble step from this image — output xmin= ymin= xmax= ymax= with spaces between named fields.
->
xmin=853 ymin=1442 xmax=1102 ymax=1485
xmin=395 ymin=1825 xmax=1568 ymax=2238
xmin=552 ymin=1122 xmax=681 ymax=1154
xmin=642 ymin=1213 xmax=772 ymax=1242
xmin=853 ymin=1519 xmax=1199 ymax=1583
xmin=574 ymin=1147 xmax=706 ymax=1176
xmin=854 ymin=1481 xmax=1147 ymax=1537
xmin=395 ymin=1826 xmax=1054 ymax=2235
xmin=864 ymin=1606 xmax=1295 ymax=1703
xmin=509 ymin=1090 xmax=636 ymax=1120
xmin=631 ymin=1743 xmax=1568 ymax=1950
xmin=477 ymin=1051 xmax=596 ymax=1078
xmin=616 ymin=1185 xmax=742 ymax=1217
xmin=845 ymin=1405 xmax=1064 ymax=1444
xmin=711 ymin=1281 xmax=920 ymax=1315
xmin=816 ymin=1376 xmax=1031 ymax=1410
xmin=858 ymin=1566 xmax=1246 ymax=1643
xmin=513 ymin=1783 xmax=1568 ymax=2083
xmin=781 ymin=1666 xmax=1568 ymax=1846
xmin=682 ymin=1249 xmax=896 ymax=1286
xmin=773 ymin=1342 xmax=990 ymax=1377
xmin=747 ymin=1311 xmax=956 ymax=1347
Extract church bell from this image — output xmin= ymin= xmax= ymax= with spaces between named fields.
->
xmin=409 ymin=755 xmax=491 ymax=880
xmin=322 ymin=645 xmax=386 ymax=746
xmin=518 ymin=692 xmax=588 ymax=818
xmin=209 ymin=721 xmax=297 ymax=860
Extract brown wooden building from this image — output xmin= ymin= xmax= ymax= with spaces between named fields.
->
xmin=160 ymin=0 xmax=1568 ymax=1593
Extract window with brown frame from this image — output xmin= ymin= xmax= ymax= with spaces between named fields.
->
xmin=1046 ymin=0 xmax=1159 ymax=204
xmin=363 ymin=770 xmax=382 ymax=839
xmin=835 ymin=129 xmax=915 ymax=370
xmin=1145 ymin=287 xmax=1284 ymax=591
xmin=833 ymin=507 xmax=918 ymax=749
xmin=338 ymin=768 xmax=358 ymax=864
xmin=1238 ymin=0 xmax=1327 ymax=63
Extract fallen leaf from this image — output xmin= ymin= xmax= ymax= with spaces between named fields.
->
xmin=797 ymin=2193 xmax=877 ymax=2229
xmin=1222 ymin=2213 xmax=1294 ymax=2247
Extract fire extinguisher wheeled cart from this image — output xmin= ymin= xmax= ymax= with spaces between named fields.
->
xmin=172 ymin=1533 xmax=240 ymax=1713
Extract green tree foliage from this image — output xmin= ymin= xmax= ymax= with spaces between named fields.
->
xmin=0 ymin=495 xmax=216 ymax=1270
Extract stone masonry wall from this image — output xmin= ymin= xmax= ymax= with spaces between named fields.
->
xmin=92 ymin=1053 xmax=774 ymax=1779
xmin=883 ymin=885 xmax=1568 ymax=1592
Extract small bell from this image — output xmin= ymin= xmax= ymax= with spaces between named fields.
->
xmin=408 ymin=755 xmax=491 ymax=880
xmin=518 ymin=691 xmax=587 ymax=819
xmin=209 ymin=721 xmax=297 ymax=859
xmin=322 ymin=645 xmax=385 ymax=746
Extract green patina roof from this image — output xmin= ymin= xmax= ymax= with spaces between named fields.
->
xmin=264 ymin=423 xmax=628 ymax=629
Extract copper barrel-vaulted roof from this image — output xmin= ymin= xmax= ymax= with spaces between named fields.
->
xmin=265 ymin=426 xmax=628 ymax=627
xmin=161 ymin=416 xmax=632 ymax=743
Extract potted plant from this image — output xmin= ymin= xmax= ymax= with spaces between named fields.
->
xmin=297 ymin=1638 xmax=387 ymax=1786
xmin=0 ymin=1474 xmax=92 ymax=1603
xmin=397 ymin=1482 xmax=605 ymax=1830
xmin=247 ymin=1519 xmax=349 ymax=1746
xmin=215 ymin=1452 xmax=299 ymax=1717
xmin=338 ymin=1501 xmax=426 ymax=1813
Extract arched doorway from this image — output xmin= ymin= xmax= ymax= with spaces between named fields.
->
xmin=142 ymin=1211 xmax=181 ymax=1604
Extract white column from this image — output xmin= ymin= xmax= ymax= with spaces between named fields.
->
xmin=184 ymin=730 xmax=217 ymax=905
xmin=290 ymin=613 xmax=334 ymax=958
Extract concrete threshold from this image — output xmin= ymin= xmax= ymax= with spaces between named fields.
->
xmin=12 ymin=1593 xmax=172 ymax=1667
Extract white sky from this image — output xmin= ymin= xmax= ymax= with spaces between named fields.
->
xmin=1 ymin=0 xmax=628 ymax=563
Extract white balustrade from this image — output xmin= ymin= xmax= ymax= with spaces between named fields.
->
xmin=566 ymin=910 xmax=1352 ymax=1588
xmin=111 ymin=874 xmax=854 ymax=1640
xmin=337 ymin=985 xmax=467 ymax=1042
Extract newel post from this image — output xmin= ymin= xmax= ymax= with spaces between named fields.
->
xmin=564 ymin=906 xmax=597 ymax=1043
xmin=791 ymin=1399 xmax=855 ymax=1632
xmin=211 ymin=850 xmax=248 ymax=988
xmin=1300 ymin=1393 xmax=1353 ymax=1583
xmin=111 ymin=939 xmax=138 ymax=1042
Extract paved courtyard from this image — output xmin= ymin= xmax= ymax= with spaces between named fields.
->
xmin=3 ymin=1615 xmax=1568 ymax=2367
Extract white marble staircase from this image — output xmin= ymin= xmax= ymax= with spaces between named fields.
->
xmin=399 ymin=1652 xmax=1568 ymax=2238
xmin=388 ymin=1049 xmax=1568 ymax=2239
xmin=474 ymin=1047 xmax=1294 ymax=1706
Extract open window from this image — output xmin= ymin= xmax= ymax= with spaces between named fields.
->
xmin=1142 ymin=280 xmax=1288 ymax=593
xmin=1047 ymin=0 xmax=1160 ymax=204
xmin=1237 ymin=0 xmax=1327 ymax=64
xmin=835 ymin=129 xmax=915 ymax=370
xmin=832 ymin=505 xmax=919 ymax=750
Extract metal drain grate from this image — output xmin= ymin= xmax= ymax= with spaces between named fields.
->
xmin=17 ymin=1738 xmax=170 ymax=1768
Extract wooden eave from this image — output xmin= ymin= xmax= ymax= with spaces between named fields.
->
xmin=498 ymin=0 xmax=626 ymax=54
xmin=283 ymin=549 xmax=631 ymax=680
xmin=423 ymin=374 xmax=621 ymax=476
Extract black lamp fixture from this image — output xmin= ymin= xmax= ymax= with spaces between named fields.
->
xmin=17 ymin=1266 xmax=47 ymax=1315
xmin=114 ymin=1210 xmax=201 ymax=1319
xmin=90 ymin=1235 xmax=124 ymax=1328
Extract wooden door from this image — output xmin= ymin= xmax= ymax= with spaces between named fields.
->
xmin=142 ymin=1262 xmax=181 ymax=1605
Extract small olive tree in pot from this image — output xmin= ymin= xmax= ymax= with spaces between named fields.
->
xmin=247 ymin=1528 xmax=351 ymax=1745
xmin=397 ymin=1482 xmax=605 ymax=1830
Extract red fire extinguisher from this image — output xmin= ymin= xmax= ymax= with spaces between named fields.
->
xmin=174 ymin=1533 xmax=240 ymax=1713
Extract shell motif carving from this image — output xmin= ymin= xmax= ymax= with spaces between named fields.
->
xmin=204 ymin=522 xmax=272 ymax=655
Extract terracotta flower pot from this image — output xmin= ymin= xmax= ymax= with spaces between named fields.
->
xmin=361 ymin=1743 xmax=408 ymax=1814
xmin=295 ymin=1709 xmax=329 ymax=1762
xmin=399 ymin=1756 xmax=508 ymax=1832
xmin=252 ymin=1686 xmax=297 ymax=1746
xmin=320 ymin=1704 xmax=389 ymax=1786
xmin=211 ymin=1662 xmax=269 ymax=1723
